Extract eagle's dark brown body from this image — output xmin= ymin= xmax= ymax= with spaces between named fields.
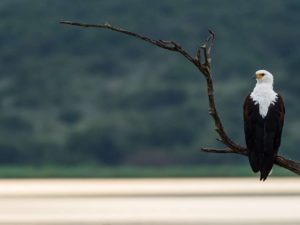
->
xmin=243 ymin=94 xmax=285 ymax=181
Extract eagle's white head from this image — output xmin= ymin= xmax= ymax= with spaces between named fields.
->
xmin=255 ymin=69 xmax=274 ymax=86
xmin=251 ymin=69 xmax=277 ymax=118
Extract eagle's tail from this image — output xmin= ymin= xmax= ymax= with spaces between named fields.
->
xmin=260 ymin=153 xmax=275 ymax=181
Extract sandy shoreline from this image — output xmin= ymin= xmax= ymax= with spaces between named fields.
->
xmin=0 ymin=178 xmax=299 ymax=197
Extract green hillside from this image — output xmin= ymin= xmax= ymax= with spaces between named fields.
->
xmin=0 ymin=0 xmax=299 ymax=170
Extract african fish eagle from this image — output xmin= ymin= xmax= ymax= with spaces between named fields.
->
xmin=243 ymin=70 xmax=285 ymax=181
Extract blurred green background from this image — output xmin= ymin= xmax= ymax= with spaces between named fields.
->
xmin=0 ymin=0 xmax=299 ymax=177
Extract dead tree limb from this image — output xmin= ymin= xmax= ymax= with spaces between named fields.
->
xmin=60 ymin=20 xmax=300 ymax=176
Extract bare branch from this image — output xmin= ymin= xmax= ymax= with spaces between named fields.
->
xmin=275 ymin=156 xmax=300 ymax=175
xmin=201 ymin=147 xmax=241 ymax=154
xmin=60 ymin=21 xmax=196 ymax=66
xmin=60 ymin=20 xmax=300 ymax=176
xmin=196 ymin=47 xmax=202 ymax=64
xmin=202 ymin=148 xmax=300 ymax=175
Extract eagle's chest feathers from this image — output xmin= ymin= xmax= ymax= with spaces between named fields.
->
xmin=250 ymin=84 xmax=278 ymax=118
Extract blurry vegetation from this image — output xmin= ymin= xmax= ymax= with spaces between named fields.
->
xmin=0 ymin=165 xmax=295 ymax=178
xmin=0 ymin=0 xmax=300 ymax=176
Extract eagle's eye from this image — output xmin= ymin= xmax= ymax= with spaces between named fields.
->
xmin=261 ymin=73 xmax=265 ymax=76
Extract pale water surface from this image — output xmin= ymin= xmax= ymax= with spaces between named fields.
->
xmin=0 ymin=178 xmax=299 ymax=225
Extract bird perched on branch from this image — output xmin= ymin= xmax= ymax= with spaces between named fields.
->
xmin=243 ymin=70 xmax=285 ymax=181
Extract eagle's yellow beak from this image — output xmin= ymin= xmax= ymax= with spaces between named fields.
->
xmin=255 ymin=72 xmax=264 ymax=80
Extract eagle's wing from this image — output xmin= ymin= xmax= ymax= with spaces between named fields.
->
xmin=243 ymin=94 xmax=260 ymax=173
xmin=273 ymin=94 xmax=285 ymax=150
xmin=259 ymin=93 xmax=285 ymax=181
